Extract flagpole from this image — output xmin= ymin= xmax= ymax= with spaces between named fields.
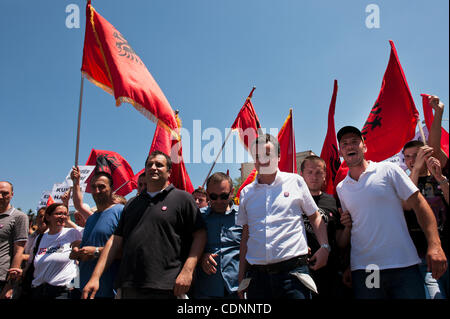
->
xmin=202 ymin=86 xmax=257 ymax=188
xmin=202 ymin=129 xmax=233 ymax=188
xmin=112 ymin=180 xmax=131 ymax=195
xmin=417 ymin=116 xmax=427 ymax=144
xmin=290 ymin=108 xmax=296 ymax=173
xmin=75 ymin=75 xmax=85 ymax=167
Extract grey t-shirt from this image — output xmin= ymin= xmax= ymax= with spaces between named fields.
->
xmin=0 ymin=207 xmax=29 ymax=281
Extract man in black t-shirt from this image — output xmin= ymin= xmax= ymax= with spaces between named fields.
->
xmin=300 ymin=155 xmax=350 ymax=299
xmin=403 ymin=140 xmax=449 ymax=298
xmin=81 ymin=151 xmax=207 ymax=299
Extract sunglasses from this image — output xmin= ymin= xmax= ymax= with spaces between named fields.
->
xmin=208 ymin=192 xmax=231 ymax=201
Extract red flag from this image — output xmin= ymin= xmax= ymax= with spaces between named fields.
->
xmin=421 ymin=94 xmax=449 ymax=157
xmin=81 ymin=1 xmax=178 ymax=137
xmin=235 ymin=109 xmax=297 ymax=201
xmin=320 ymin=80 xmax=341 ymax=195
xmin=85 ymin=149 xmax=135 ymax=196
xmin=361 ymin=40 xmax=419 ymax=162
xmin=277 ymin=109 xmax=297 ymax=174
xmin=231 ymin=88 xmax=261 ymax=152
xmin=148 ymin=114 xmax=194 ymax=193
xmin=333 ymin=161 xmax=348 ymax=196
xmin=46 ymin=195 xmax=55 ymax=207
xmin=130 ymin=168 xmax=145 ymax=190
xmin=235 ymin=168 xmax=257 ymax=205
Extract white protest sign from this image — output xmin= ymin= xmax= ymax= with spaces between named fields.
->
xmin=63 ymin=165 xmax=96 ymax=187
xmin=51 ymin=183 xmax=86 ymax=207
xmin=37 ymin=190 xmax=51 ymax=210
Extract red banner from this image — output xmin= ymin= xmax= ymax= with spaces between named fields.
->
xmin=231 ymin=88 xmax=261 ymax=152
xmin=81 ymin=1 xmax=178 ymax=137
xmin=320 ymin=80 xmax=341 ymax=195
xmin=85 ymin=149 xmax=135 ymax=196
xmin=361 ymin=40 xmax=419 ymax=162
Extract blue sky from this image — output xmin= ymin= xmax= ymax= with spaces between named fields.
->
xmin=1 ymin=0 xmax=448 ymax=213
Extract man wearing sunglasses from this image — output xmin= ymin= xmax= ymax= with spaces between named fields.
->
xmin=237 ymin=134 xmax=330 ymax=299
xmin=193 ymin=172 xmax=242 ymax=299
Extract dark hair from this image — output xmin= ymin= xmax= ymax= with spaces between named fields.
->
xmin=402 ymin=140 xmax=425 ymax=153
xmin=192 ymin=187 xmax=207 ymax=196
xmin=145 ymin=151 xmax=172 ymax=170
xmin=91 ymin=172 xmax=114 ymax=188
xmin=337 ymin=126 xmax=363 ymax=143
xmin=138 ymin=172 xmax=146 ymax=179
xmin=252 ymin=134 xmax=280 ymax=157
xmin=44 ymin=203 xmax=67 ymax=224
xmin=300 ymin=155 xmax=326 ymax=173
xmin=206 ymin=172 xmax=233 ymax=190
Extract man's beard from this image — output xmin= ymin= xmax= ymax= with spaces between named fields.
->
xmin=93 ymin=193 xmax=110 ymax=207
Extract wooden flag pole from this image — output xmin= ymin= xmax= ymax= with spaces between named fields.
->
xmin=418 ymin=118 xmax=427 ymax=144
xmin=75 ymin=75 xmax=85 ymax=167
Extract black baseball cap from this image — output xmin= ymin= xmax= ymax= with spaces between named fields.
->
xmin=337 ymin=126 xmax=363 ymax=143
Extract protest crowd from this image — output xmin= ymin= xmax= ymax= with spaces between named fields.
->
xmin=0 ymin=2 xmax=448 ymax=301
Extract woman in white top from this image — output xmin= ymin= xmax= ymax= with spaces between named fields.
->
xmin=30 ymin=203 xmax=82 ymax=299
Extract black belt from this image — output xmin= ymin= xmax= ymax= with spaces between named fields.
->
xmin=32 ymin=283 xmax=72 ymax=294
xmin=250 ymin=255 xmax=308 ymax=274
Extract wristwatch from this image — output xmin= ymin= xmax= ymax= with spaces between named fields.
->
xmin=94 ymin=247 xmax=100 ymax=258
xmin=321 ymin=243 xmax=331 ymax=253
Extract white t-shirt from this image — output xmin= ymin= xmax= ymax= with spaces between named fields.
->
xmin=32 ymin=227 xmax=82 ymax=287
xmin=336 ymin=161 xmax=421 ymax=271
xmin=237 ymin=170 xmax=319 ymax=265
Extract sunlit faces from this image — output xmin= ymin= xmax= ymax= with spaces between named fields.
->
xmin=302 ymin=160 xmax=326 ymax=194
xmin=338 ymin=133 xmax=366 ymax=167
xmin=403 ymin=146 xmax=419 ymax=171
xmin=47 ymin=205 xmax=69 ymax=228
xmin=193 ymin=192 xmax=208 ymax=209
xmin=207 ymin=180 xmax=233 ymax=214
xmin=145 ymin=154 xmax=172 ymax=185
xmin=0 ymin=182 xmax=13 ymax=212
xmin=90 ymin=176 xmax=113 ymax=206
xmin=252 ymin=142 xmax=280 ymax=175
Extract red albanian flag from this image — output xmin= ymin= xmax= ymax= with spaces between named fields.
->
xmin=335 ymin=41 xmax=419 ymax=192
xmin=277 ymin=109 xmax=297 ymax=174
xmin=236 ymin=109 xmax=297 ymax=202
xmin=320 ymin=80 xmax=341 ymax=195
xmin=421 ymin=94 xmax=449 ymax=157
xmin=147 ymin=114 xmax=194 ymax=193
xmin=231 ymin=87 xmax=262 ymax=152
xmin=81 ymin=1 xmax=178 ymax=138
xmin=361 ymin=40 xmax=419 ymax=162
xmin=85 ymin=149 xmax=135 ymax=196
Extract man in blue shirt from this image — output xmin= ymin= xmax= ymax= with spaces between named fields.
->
xmin=70 ymin=169 xmax=123 ymax=298
xmin=193 ymin=172 xmax=242 ymax=299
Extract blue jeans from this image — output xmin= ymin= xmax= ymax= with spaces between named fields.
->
xmin=246 ymin=264 xmax=312 ymax=299
xmin=351 ymin=265 xmax=426 ymax=299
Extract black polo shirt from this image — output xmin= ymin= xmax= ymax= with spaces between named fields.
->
xmin=114 ymin=184 xmax=206 ymax=290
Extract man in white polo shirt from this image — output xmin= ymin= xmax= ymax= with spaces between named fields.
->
xmin=237 ymin=134 xmax=330 ymax=299
xmin=336 ymin=126 xmax=447 ymax=299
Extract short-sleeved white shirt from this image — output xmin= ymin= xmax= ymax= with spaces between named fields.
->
xmin=237 ymin=170 xmax=319 ymax=265
xmin=32 ymin=227 xmax=82 ymax=287
xmin=336 ymin=161 xmax=421 ymax=271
